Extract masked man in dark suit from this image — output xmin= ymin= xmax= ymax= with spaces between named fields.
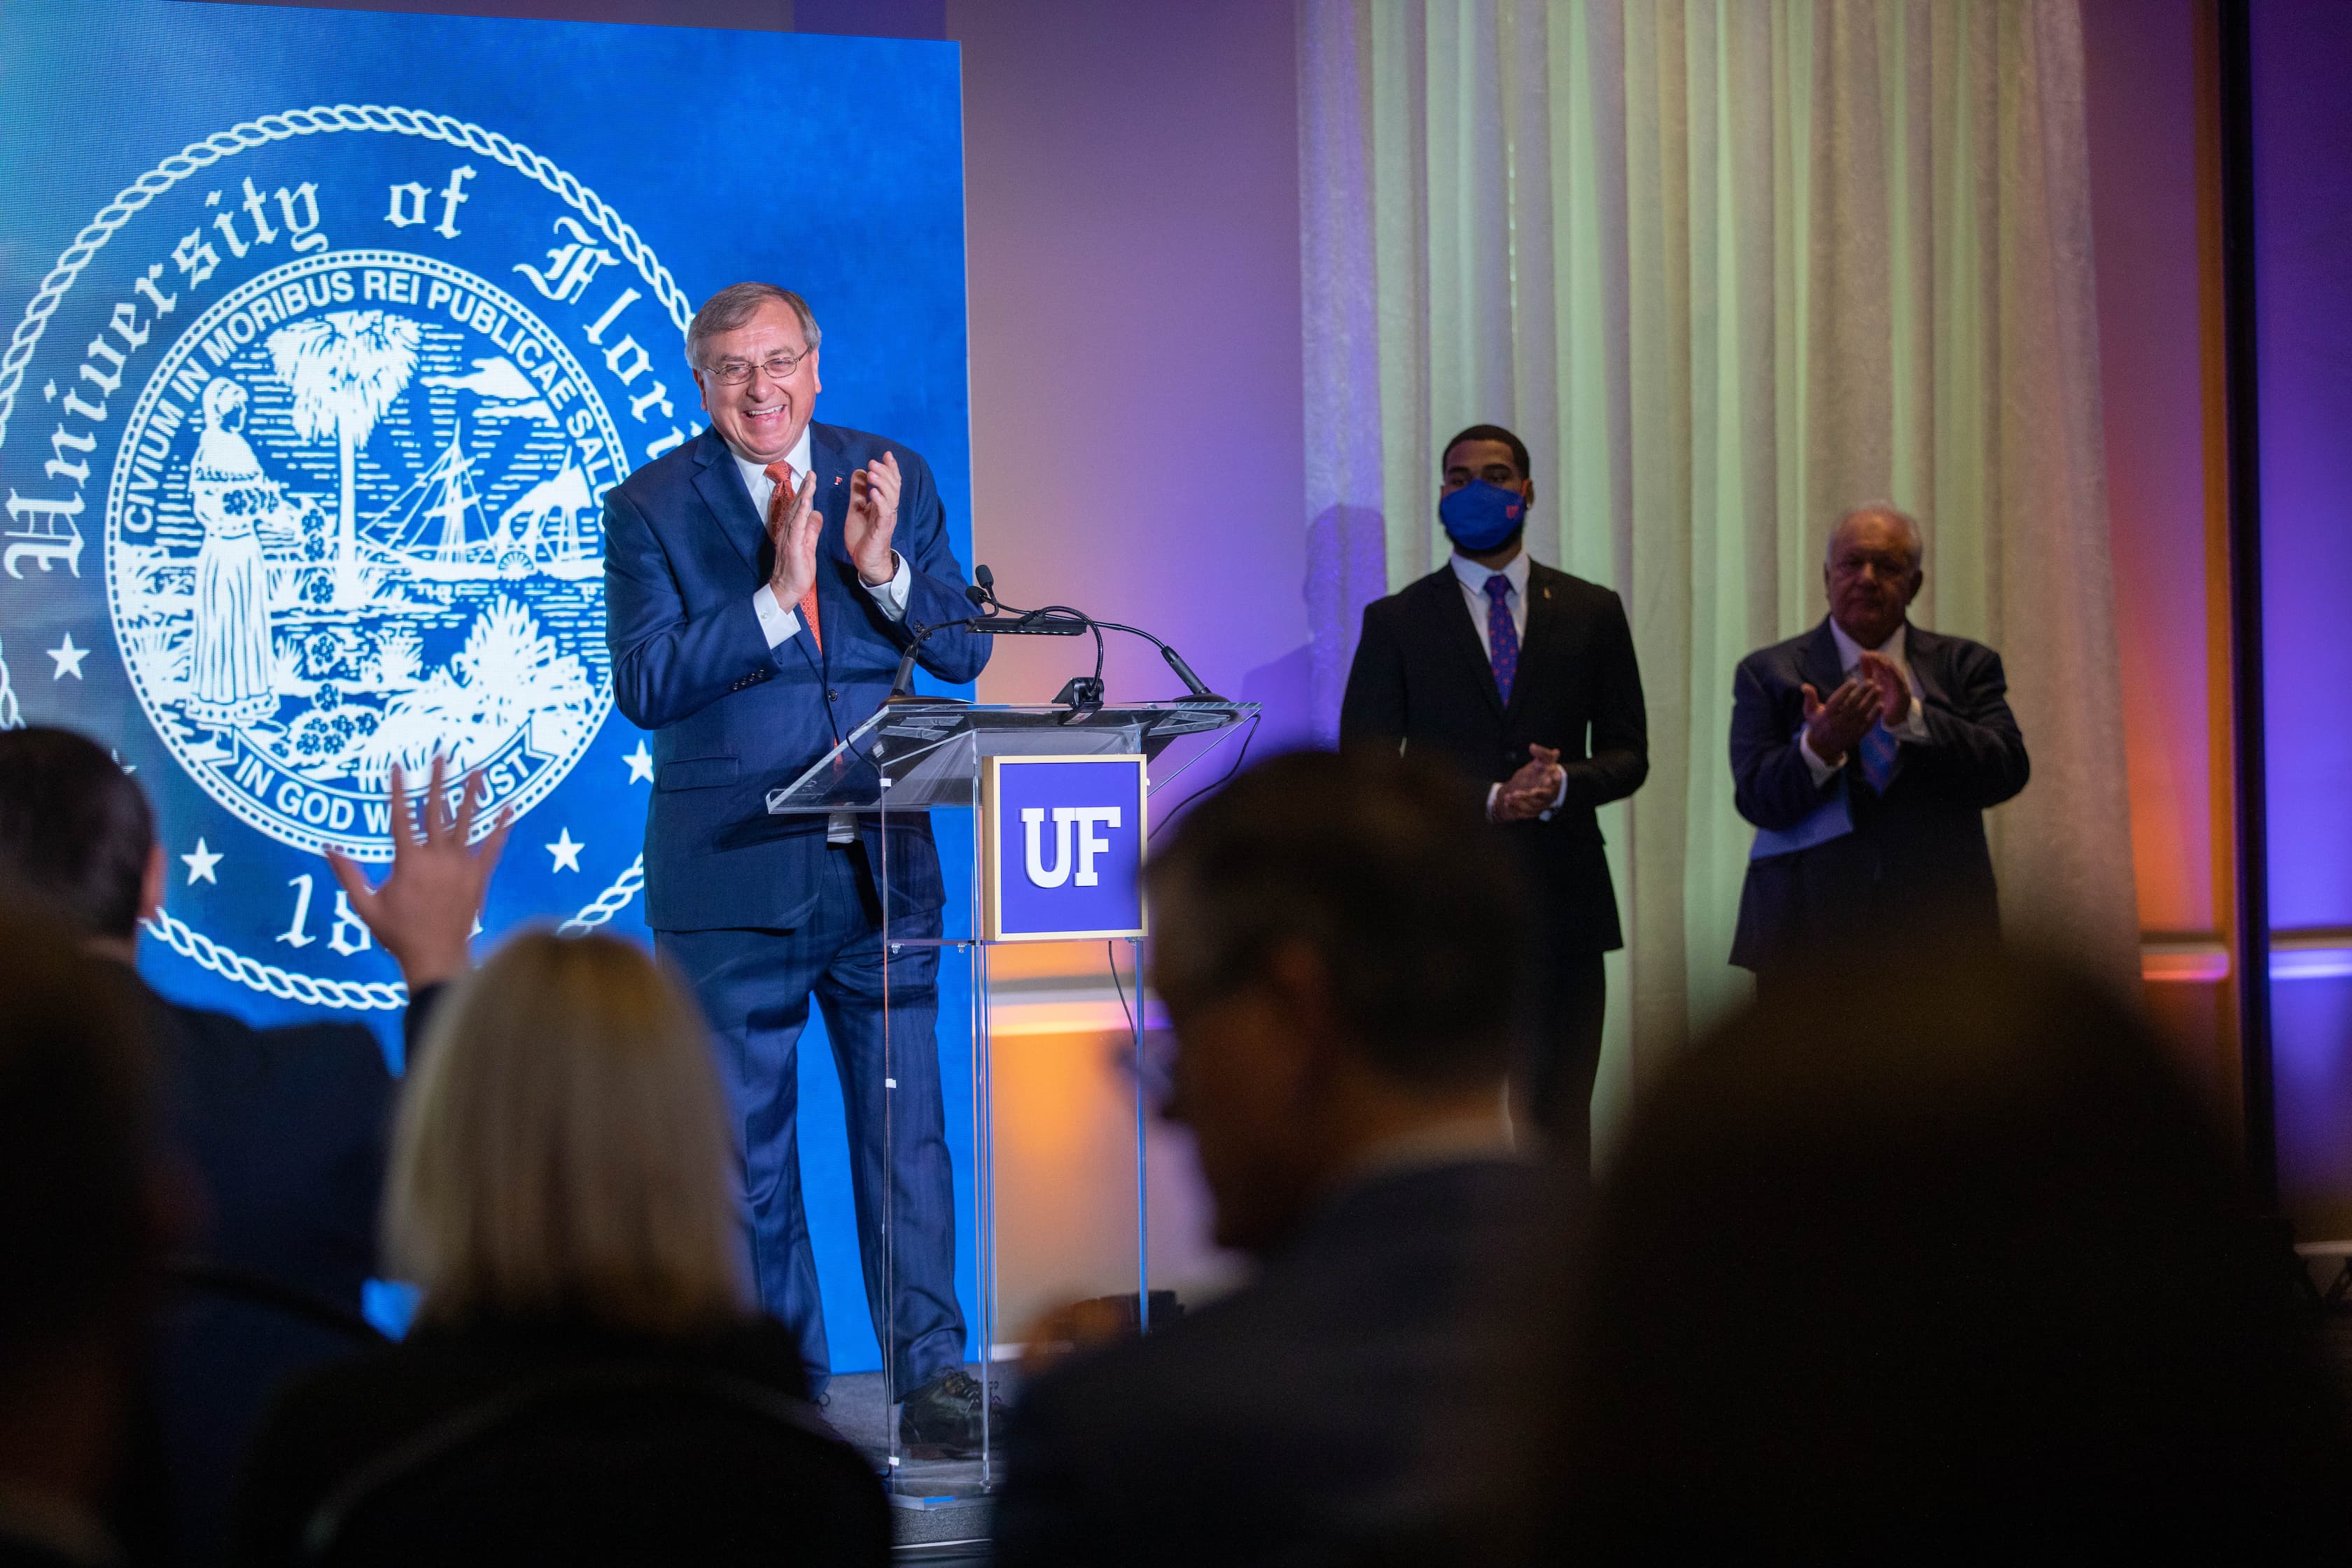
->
xmin=1728 ymin=505 xmax=2031 ymax=997
xmin=1338 ymin=424 xmax=1648 ymax=1171
xmin=603 ymin=283 xmax=992 ymax=1452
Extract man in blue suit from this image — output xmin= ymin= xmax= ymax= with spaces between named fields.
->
xmin=603 ymin=282 xmax=992 ymax=1453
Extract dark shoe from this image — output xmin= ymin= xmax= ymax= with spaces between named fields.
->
xmin=897 ymin=1368 xmax=1005 ymax=1459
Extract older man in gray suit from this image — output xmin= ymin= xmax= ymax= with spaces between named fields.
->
xmin=1728 ymin=505 xmax=2031 ymax=996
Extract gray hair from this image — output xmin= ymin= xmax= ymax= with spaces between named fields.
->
xmin=1825 ymin=504 xmax=1925 ymax=570
xmin=685 ymin=282 xmax=821 ymax=370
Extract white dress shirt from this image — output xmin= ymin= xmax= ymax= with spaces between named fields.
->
xmin=1448 ymin=550 xmax=1569 ymax=820
xmin=1798 ymin=619 xmax=1933 ymax=785
xmin=735 ymin=428 xmax=911 ymax=648
xmin=1449 ymin=548 xmax=1532 ymax=655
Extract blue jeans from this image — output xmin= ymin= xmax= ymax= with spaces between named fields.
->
xmin=657 ymin=839 xmax=964 ymax=1396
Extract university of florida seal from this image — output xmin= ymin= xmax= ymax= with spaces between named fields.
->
xmin=1 ymin=107 xmax=696 ymax=1000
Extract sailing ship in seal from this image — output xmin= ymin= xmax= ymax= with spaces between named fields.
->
xmin=377 ymin=412 xmax=603 ymax=584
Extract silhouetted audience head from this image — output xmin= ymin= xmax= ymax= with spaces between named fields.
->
xmin=388 ymin=930 xmax=746 ymax=1334
xmin=1146 ymin=747 xmax=1528 ymax=1252
xmin=0 ymin=727 xmax=159 ymax=945
xmin=1562 ymin=951 xmax=2346 ymax=1555
xmin=0 ymin=904 xmax=159 ymax=1551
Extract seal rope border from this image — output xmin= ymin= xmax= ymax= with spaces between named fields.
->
xmin=0 ymin=634 xmax=20 ymax=729
xmin=2 ymin=104 xmax=687 ymax=1009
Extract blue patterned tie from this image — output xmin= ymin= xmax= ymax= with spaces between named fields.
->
xmin=1484 ymin=574 xmax=1519 ymax=705
xmin=1858 ymin=719 xmax=1900 ymax=794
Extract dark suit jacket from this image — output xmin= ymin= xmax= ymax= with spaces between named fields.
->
xmin=1339 ymin=562 xmax=1648 ymax=952
xmin=0 ymin=1528 xmax=102 ymax=1568
xmin=230 ymin=1315 xmax=848 ymax=1568
xmin=1728 ymin=618 xmax=2030 ymax=973
xmin=602 ymin=423 xmax=990 ymax=932
xmin=991 ymin=1161 xmax=1575 ymax=1568
xmin=135 ymin=979 xmax=408 ymax=1308
xmin=127 ymin=974 xmax=439 ymax=1568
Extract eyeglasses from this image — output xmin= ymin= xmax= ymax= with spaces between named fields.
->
xmin=702 ymin=349 xmax=811 ymax=386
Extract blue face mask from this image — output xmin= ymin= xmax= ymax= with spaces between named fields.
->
xmin=1439 ymin=479 xmax=1526 ymax=553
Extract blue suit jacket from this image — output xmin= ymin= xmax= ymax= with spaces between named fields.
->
xmin=603 ymin=424 xmax=990 ymax=932
xmin=1728 ymin=617 xmax=2029 ymax=973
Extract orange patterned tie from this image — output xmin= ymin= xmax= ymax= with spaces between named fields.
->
xmin=764 ymin=461 xmax=820 ymax=652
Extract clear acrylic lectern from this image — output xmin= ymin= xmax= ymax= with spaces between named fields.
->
xmin=764 ymin=698 xmax=1257 ymax=1502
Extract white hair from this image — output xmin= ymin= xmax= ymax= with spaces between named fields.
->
xmin=1825 ymin=504 xmax=1925 ymax=570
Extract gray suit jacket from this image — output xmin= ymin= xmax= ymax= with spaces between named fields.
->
xmin=1728 ymin=618 xmax=2030 ymax=974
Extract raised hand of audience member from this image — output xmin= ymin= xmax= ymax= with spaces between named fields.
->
xmin=1800 ymin=676 xmax=1880 ymax=765
xmin=326 ymin=756 xmax=512 ymax=990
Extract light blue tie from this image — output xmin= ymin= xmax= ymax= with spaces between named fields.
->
xmin=1858 ymin=720 xmax=1900 ymax=794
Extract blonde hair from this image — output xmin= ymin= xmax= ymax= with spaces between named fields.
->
xmin=386 ymin=930 xmax=746 ymax=1334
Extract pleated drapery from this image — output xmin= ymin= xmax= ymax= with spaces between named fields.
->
xmin=1300 ymin=0 xmax=2138 ymax=1125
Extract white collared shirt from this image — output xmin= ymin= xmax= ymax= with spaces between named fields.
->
xmin=1449 ymin=548 xmax=1532 ymax=655
xmin=1448 ymin=549 xmax=1568 ymax=820
xmin=1798 ymin=618 xmax=1933 ymax=785
xmin=733 ymin=428 xmax=911 ymax=648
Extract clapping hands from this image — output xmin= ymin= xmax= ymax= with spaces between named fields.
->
xmin=1802 ymin=651 xmax=1911 ymax=765
xmin=765 ymin=465 xmax=823 ymax=610
xmin=846 ymin=451 xmax=902 ymax=587
xmin=1854 ymin=649 xmax=1910 ymax=725
xmin=1494 ymin=743 xmax=1567 ymax=822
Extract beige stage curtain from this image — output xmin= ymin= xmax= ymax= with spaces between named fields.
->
xmin=1300 ymin=0 xmax=2138 ymax=1135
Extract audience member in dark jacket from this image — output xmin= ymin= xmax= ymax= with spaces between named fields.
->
xmin=992 ymin=750 xmax=1573 ymax=1568
xmin=232 ymin=930 xmax=886 ymax=1567
xmin=0 ymin=911 xmax=162 ymax=1568
xmin=1560 ymin=952 xmax=2351 ymax=1558
xmin=0 ymin=730 xmax=510 ymax=1564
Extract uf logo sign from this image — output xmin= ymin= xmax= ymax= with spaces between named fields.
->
xmin=983 ymin=754 xmax=1147 ymax=941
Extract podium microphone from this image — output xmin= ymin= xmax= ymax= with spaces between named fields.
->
xmin=886 ymin=606 xmax=1091 ymax=704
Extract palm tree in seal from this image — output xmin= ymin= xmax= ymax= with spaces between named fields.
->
xmin=268 ymin=310 xmax=422 ymax=609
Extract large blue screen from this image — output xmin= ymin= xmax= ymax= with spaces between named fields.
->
xmin=0 ymin=0 xmax=974 ymax=1373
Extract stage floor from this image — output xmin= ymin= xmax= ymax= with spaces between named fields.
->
xmin=825 ymin=1365 xmax=1014 ymax=1556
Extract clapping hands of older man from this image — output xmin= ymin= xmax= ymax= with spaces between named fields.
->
xmin=1800 ymin=674 xmax=1883 ymax=766
xmin=1854 ymin=648 xmax=1912 ymax=727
